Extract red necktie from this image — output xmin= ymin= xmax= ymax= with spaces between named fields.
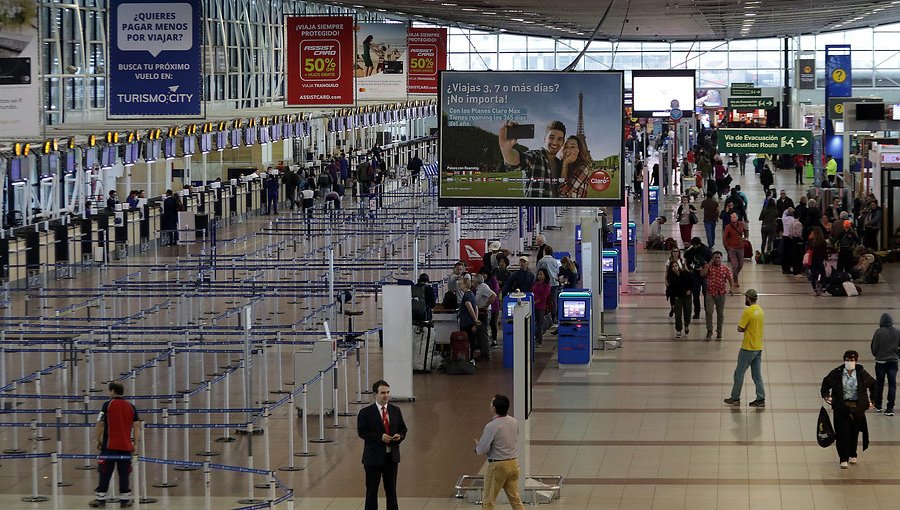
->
xmin=381 ymin=406 xmax=390 ymax=434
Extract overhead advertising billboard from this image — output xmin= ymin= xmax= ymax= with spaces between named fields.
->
xmin=407 ymin=27 xmax=446 ymax=95
xmin=632 ymin=69 xmax=696 ymax=118
xmin=108 ymin=0 xmax=203 ymax=118
xmin=355 ymin=23 xmax=407 ymax=101
xmin=0 ymin=10 xmax=40 ymax=138
xmin=285 ymin=15 xmax=354 ymax=106
xmin=439 ymin=71 xmax=624 ymax=207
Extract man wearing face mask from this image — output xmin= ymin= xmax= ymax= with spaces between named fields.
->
xmin=821 ymin=350 xmax=876 ymax=469
xmin=724 ymin=289 xmax=766 ymax=408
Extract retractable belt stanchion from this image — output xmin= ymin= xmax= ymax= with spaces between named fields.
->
xmin=152 ymin=408 xmax=177 ymax=488
xmin=76 ymin=393 xmax=93 ymax=469
xmin=22 ymin=420 xmax=48 ymax=502
xmin=139 ymin=423 xmax=157 ymax=504
xmin=236 ymin=422 xmax=265 ymax=505
xmin=338 ymin=349 xmax=354 ymax=417
xmin=3 ymin=382 xmax=25 ymax=454
xmin=310 ymin=371 xmax=332 ymax=443
xmin=324 ymin=323 xmax=345 ymax=429
xmin=216 ymin=362 xmax=236 ymax=443
xmin=51 ymin=451 xmax=59 ymax=510
xmin=52 ymin=408 xmax=71 ymax=487
xmin=254 ymin=408 xmax=271 ymax=489
xmin=295 ymin=384 xmax=316 ymax=457
xmin=196 ymin=384 xmax=218 ymax=457
xmin=203 ymin=461 xmax=211 ymax=510
xmin=279 ymin=391 xmax=303 ymax=471
xmin=174 ymin=395 xmax=197 ymax=471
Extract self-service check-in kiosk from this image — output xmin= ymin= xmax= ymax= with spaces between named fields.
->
xmin=503 ymin=293 xmax=534 ymax=369
xmin=557 ymin=291 xmax=592 ymax=366
xmin=648 ymin=186 xmax=659 ymax=224
xmin=602 ymin=250 xmax=619 ymax=310
xmin=611 ymin=222 xmax=637 ymax=273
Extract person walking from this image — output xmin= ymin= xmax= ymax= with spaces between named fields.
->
xmin=723 ymin=212 xmax=746 ymax=288
xmin=808 ymin=226 xmax=828 ymax=296
xmin=665 ymin=248 xmax=693 ymax=338
xmin=357 ymin=380 xmax=408 ymax=510
xmin=685 ymin=237 xmax=712 ymax=320
xmin=700 ymin=192 xmax=719 ymax=248
xmin=701 ymin=251 xmax=734 ymax=340
xmin=871 ymin=313 xmax=900 ymax=416
xmin=474 ymin=394 xmax=526 ymax=510
xmin=89 ymin=382 xmax=140 ymax=508
xmin=759 ymin=198 xmax=779 ymax=254
xmin=675 ymin=196 xmax=697 ymax=248
xmin=724 ymin=289 xmax=766 ymax=408
xmin=821 ymin=350 xmax=876 ymax=469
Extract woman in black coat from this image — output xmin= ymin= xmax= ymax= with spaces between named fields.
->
xmin=821 ymin=350 xmax=876 ymax=469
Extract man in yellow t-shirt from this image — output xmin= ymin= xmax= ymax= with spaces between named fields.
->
xmin=724 ymin=289 xmax=766 ymax=408
xmin=826 ymin=154 xmax=838 ymax=185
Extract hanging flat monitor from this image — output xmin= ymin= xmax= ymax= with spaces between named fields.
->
xmin=632 ymin=70 xmax=696 ymax=118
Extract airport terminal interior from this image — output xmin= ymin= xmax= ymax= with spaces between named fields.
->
xmin=1 ymin=0 xmax=900 ymax=509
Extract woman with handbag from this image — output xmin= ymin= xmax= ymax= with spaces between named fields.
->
xmin=676 ymin=196 xmax=698 ymax=248
xmin=821 ymin=350 xmax=876 ymax=469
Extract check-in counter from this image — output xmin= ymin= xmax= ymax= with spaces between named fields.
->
xmin=21 ymin=227 xmax=56 ymax=277
xmin=143 ymin=204 xmax=161 ymax=242
xmin=247 ymin=180 xmax=262 ymax=212
xmin=83 ymin=214 xmax=110 ymax=263
xmin=216 ymin=185 xmax=232 ymax=219
xmin=1 ymin=235 xmax=27 ymax=282
xmin=52 ymin=221 xmax=82 ymax=272
xmin=234 ymin=182 xmax=248 ymax=216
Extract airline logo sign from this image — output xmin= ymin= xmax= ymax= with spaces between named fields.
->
xmin=459 ymin=239 xmax=487 ymax=273
xmin=108 ymin=0 xmax=203 ymax=118
xmin=717 ymin=129 xmax=813 ymax=155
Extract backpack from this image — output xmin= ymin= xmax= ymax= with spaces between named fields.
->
xmin=411 ymin=285 xmax=428 ymax=322
xmin=441 ymin=291 xmax=458 ymax=309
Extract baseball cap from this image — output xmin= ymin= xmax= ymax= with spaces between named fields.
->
xmin=518 ymin=255 xmax=529 ymax=262
xmin=489 ymin=240 xmax=501 ymax=251
xmin=744 ymin=289 xmax=758 ymax=300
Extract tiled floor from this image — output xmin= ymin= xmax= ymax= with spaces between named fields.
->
xmin=0 ymin=164 xmax=897 ymax=509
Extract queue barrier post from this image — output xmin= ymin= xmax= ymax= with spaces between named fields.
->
xmin=139 ymin=422 xmax=158 ymax=504
xmin=279 ymin=391 xmax=303 ymax=471
xmin=53 ymin=408 xmax=72 ymax=487
xmin=174 ymin=395 xmax=198 ymax=471
xmin=76 ymin=393 xmax=93 ymax=469
xmin=22 ymin=420 xmax=48 ymax=502
xmin=254 ymin=408 xmax=272 ymax=489
xmin=152 ymin=408 xmax=177 ymax=488
xmin=197 ymin=384 xmax=219 ymax=457
xmin=295 ymin=384 xmax=316 ymax=457
xmin=309 ymin=371 xmax=333 ymax=444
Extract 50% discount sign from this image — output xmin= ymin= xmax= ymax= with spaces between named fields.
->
xmin=300 ymin=42 xmax=341 ymax=80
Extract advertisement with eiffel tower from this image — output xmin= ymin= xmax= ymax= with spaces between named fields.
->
xmin=438 ymin=71 xmax=624 ymax=207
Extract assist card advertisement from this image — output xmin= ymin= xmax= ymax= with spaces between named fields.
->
xmin=286 ymin=15 xmax=354 ymax=106
xmin=407 ymin=27 xmax=446 ymax=95
xmin=439 ymin=71 xmax=624 ymax=207
xmin=108 ymin=0 xmax=203 ymax=118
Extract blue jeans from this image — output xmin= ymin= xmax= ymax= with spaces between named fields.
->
xmin=875 ymin=360 xmax=898 ymax=411
xmin=704 ymin=221 xmax=716 ymax=248
xmin=731 ymin=349 xmax=765 ymax=401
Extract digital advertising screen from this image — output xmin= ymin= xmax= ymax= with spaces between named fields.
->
xmin=632 ymin=70 xmax=696 ymax=118
xmin=439 ymin=71 xmax=624 ymax=207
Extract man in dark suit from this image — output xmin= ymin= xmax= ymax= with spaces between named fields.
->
xmin=357 ymin=380 xmax=407 ymax=510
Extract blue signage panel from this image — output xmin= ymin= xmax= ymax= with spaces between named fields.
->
xmin=108 ymin=0 xmax=203 ymax=118
xmin=824 ymin=45 xmax=851 ymax=172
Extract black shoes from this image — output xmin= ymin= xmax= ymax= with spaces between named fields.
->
xmin=724 ymin=398 xmax=740 ymax=406
xmin=749 ymin=399 xmax=766 ymax=408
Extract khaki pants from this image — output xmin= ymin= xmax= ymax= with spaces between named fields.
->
xmin=483 ymin=459 xmax=525 ymax=510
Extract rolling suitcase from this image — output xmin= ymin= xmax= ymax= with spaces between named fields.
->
xmin=412 ymin=325 xmax=435 ymax=373
xmin=743 ymin=239 xmax=753 ymax=259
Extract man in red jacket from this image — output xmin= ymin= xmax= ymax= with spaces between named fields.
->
xmin=90 ymin=382 xmax=140 ymax=508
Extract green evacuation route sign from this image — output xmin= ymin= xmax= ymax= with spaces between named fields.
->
xmin=717 ymin=128 xmax=813 ymax=155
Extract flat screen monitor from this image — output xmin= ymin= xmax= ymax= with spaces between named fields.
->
xmin=602 ymin=256 xmax=615 ymax=272
xmin=856 ymin=102 xmax=885 ymax=121
xmin=131 ymin=142 xmax=141 ymax=164
xmin=42 ymin=153 xmax=58 ymax=177
xmin=506 ymin=300 xmax=516 ymax=318
xmin=100 ymin=145 xmax=115 ymax=168
xmin=632 ymin=70 xmax=696 ymax=118
xmin=283 ymin=123 xmax=293 ymax=139
xmin=123 ymin=143 xmax=136 ymax=165
xmin=270 ymin=125 xmax=281 ymax=142
xmin=216 ymin=131 xmax=227 ymax=151
xmin=9 ymin=157 xmax=23 ymax=181
xmin=615 ymin=227 xmax=623 ymax=241
xmin=562 ymin=300 xmax=586 ymax=319
xmin=65 ymin=151 xmax=76 ymax=173
xmin=244 ymin=127 xmax=256 ymax=146
xmin=200 ymin=133 xmax=212 ymax=154
xmin=145 ymin=140 xmax=160 ymax=162
xmin=84 ymin=147 xmax=97 ymax=169
xmin=259 ymin=127 xmax=270 ymax=144
xmin=164 ymin=138 xmax=177 ymax=159
xmin=649 ymin=188 xmax=658 ymax=201
xmin=231 ymin=129 xmax=242 ymax=148
xmin=183 ymin=135 xmax=195 ymax=156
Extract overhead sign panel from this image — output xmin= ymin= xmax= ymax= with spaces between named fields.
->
xmin=728 ymin=97 xmax=775 ymax=109
xmin=0 ymin=22 xmax=40 ymax=138
xmin=108 ymin=0 xmax=204 ymax=118
xmin=439 ymin=71 xmax=625 ymax=207
xmin=730 ymin=86 xmax=762 ymax=97
xmin=717 ymin=128 xmax=813 ymax=155
xmin=407 ymin=27 xmax=446 ymax=95
xmin=285 ymin=16 xmax=354 ymax=106
xmin=356 ymin=23 xmax=408 ymax=101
